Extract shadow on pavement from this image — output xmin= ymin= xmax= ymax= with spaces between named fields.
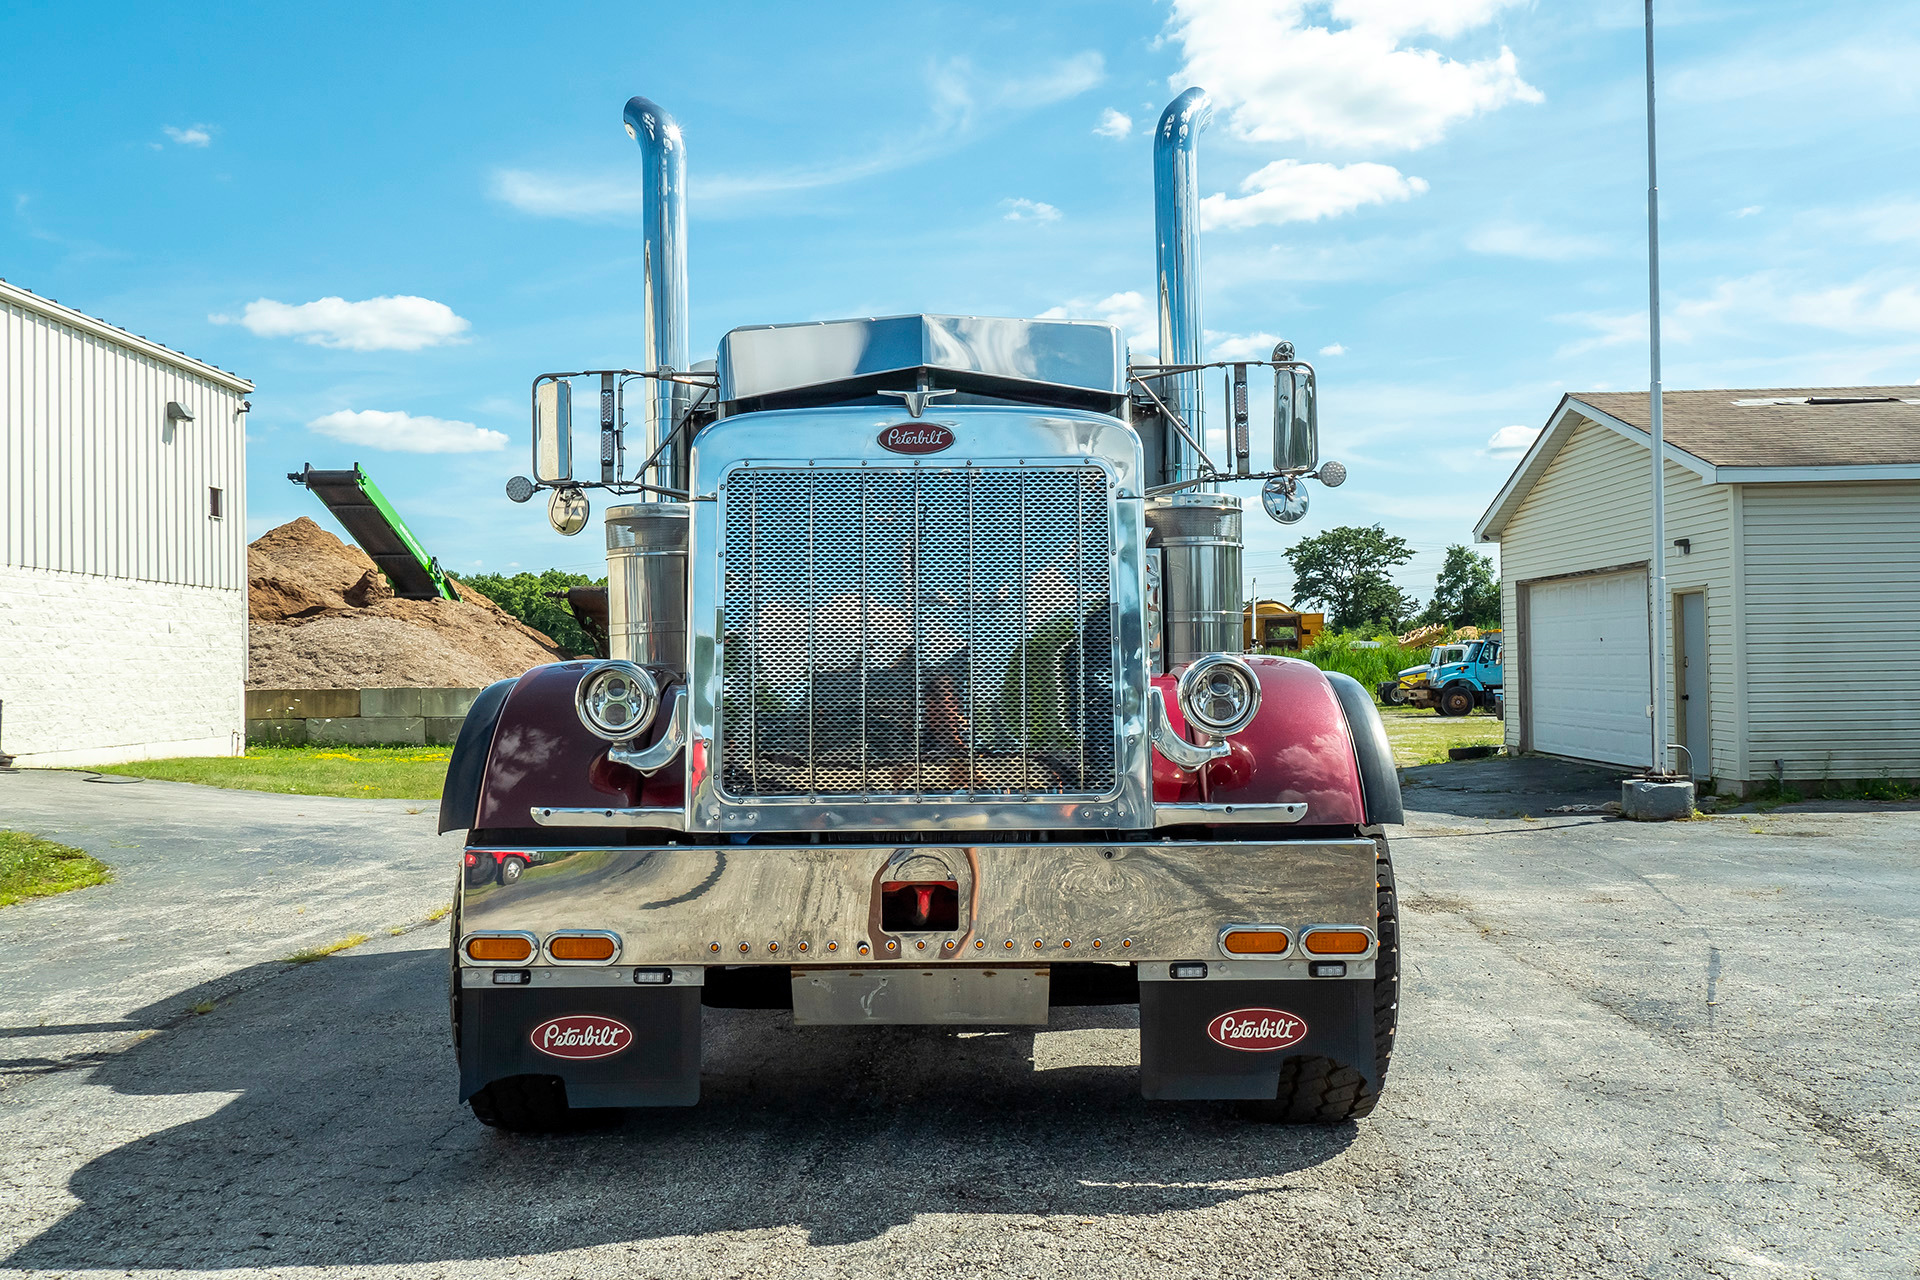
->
xmin=7 ymin=948 xmax=1356 ymax=1266
xmin=1399 ymin=755 xmax=1632 ymax=819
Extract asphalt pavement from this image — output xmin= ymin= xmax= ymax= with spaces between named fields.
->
xmin=1 ymin=761 xmax=1916 ymax=1279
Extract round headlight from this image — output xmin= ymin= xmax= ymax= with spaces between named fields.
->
xmin=1177 ymin=654 xmax=1263 ymax=738
xmin=575 ymin=660 xmax=660 ymax=742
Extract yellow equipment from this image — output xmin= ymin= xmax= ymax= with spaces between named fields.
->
xmin=1244 ymin=599 xmax=1325 ymax=652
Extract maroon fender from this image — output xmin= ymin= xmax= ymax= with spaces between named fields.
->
xmin=475 ymin=662 xmax=684 ymax=830
xmin=1152 ymin=656 xmax=1366 ymax=825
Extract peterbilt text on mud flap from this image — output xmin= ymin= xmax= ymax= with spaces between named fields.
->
xmin=441 ymin=90 xmax=1403 ymax=1132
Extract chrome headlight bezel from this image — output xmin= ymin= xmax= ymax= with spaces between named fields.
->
xmin=574 ymin=660 xmax=661 ymax=742
xmin=1177 ymin=653 xmax=1263 ymax=738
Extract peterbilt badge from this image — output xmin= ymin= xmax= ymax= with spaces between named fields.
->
xmin=877 ymin=423 xmax=955 ymax=454
xmin=1206 ymin=1008 xmax=1309 ymax=1052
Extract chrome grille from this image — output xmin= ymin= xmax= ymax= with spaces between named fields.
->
xmin=720 ymin=466 xmax=1117 ymax=799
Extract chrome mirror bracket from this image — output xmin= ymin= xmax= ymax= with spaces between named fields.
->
xmin=1149 ymin=687 xmax=1230 ymax=772
xmin=609 ymin=687 xmax=689 ymax=775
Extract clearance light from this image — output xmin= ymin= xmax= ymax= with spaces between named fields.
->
xmin=547 ymin=932 xmax=620 ymax=963
xmin=633 ymin=968 xmax=674 ymax=985
xmin=1310 ymin=961 xmax=1347 ymax=978
xmin=1220 ymin=927 xmax=1290 ymax=957
xmin=492 ymin=969 xmax=530 ymax=985
xmin=1302 ymin=929 xmax=1371 ymax=956
xmin=465 ymin=934 xmax=535 ymax=963
xmin=1170 ymin=962 xmax=1209 ymax=980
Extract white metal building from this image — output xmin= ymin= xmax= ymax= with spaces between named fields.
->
xmin=1 ymin=280 xmax=253 ymax=766
xmin=1476 ymin=388 xmax=1920 ymax=794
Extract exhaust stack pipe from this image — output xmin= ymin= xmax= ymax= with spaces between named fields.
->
xmin=622 ymin=95 xmax=690 ymax=496
xmin=1146 ymin=88 xmax=1243 ymax=666
xmin=1153 ymin=87 xmax=1211 ymax=488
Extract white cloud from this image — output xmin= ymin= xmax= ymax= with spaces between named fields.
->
xmin=1466 ymin=220 xmax=1606 ymax=261
xmin=1319 ymin=343 xmax=1347 ymax=356
xmin=1200 ymin=159 xmax=1427 ymax=230
xmin=1041 ymin=290 xmax=1156 ymax=355
xmin=495 ymin=53 xmax=1104 ymax=218
xmin=1167 ymin=0 xmax=1540 ymax=152
xmin=1002 ymin=197 xmax=1062 ymax=223
xmin=307 ymin=409 xmax=507 ymax=454
xmin=1485 ymin=424 xmax=1539 ymax=455
xmin=163 ymin=124 xmax=211 ymax=147
xmin=212 ymin=296 xmax=470 ymax=351
xmin=1094 ymin=108 xmax=1132 ymax=139
xmin=1734 ymin=205 xmax=1763 ymax=218
xmin=1208 ymin=330 xmax=1284 ymax=360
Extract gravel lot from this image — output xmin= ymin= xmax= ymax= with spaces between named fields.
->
xmin=1 ymin=762 xmax=1916 ymax=1279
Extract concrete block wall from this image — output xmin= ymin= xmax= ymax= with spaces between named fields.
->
xmin=245 ymin=687 xmax=484 ymax=746
xmin=0 ymin=563 xmax=246 ymax=766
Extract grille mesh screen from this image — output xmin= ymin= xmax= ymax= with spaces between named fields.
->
xmin=720 ymin=466 xmax=1116 ymax=798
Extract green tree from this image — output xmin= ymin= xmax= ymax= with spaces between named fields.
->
xmin=1418 ymin=545 xmax=1501 ymax=629
xmin=459 ymin=569 xmax=606 ymax=656
xmin=1284 ymin=524 xmax=1419 ymax=631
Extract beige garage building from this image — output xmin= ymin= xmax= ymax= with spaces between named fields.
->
xmin=1475 ymin=388 xmax=1920 ymax=795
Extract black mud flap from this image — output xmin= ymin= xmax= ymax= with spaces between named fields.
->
xmin=458 ymin=983 xmax=702 ymax=1108
xmin=1138 ymin=979 xmax=1374 ymax=1101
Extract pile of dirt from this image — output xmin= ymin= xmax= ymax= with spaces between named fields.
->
xmin=247 ymin=518 xmax=565 ymax=688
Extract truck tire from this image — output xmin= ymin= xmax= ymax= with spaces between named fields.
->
xmin=468 ymin=1075 xmax=578 ymax=1132
xmin=1247 ymin=835 xmax=1397 ymax=1124
xmin=1438 ymin=684 xmax=1475 ymax=717
xmin=1376 ymin=681 xmax=1404 ymax=706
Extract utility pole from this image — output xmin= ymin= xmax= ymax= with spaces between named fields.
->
xmin=1644 ymin=0 xmax=1669 ymax=776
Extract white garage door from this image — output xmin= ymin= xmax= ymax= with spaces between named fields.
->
xmin=1527 ymin=570 xmax=1651 ymax=767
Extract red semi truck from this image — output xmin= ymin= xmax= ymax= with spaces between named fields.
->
xmin=440 ymin=89 xmax=1401 ymax=1131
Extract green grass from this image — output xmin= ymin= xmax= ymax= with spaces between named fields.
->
xmin=1299 ymin=633 xmax=1431 ymax=692
xmin=0 ymin=830 xmax=112 ymax=907
xmin=89 ymin=746 xmax=449 ymax=800
xmin=1378 ymin=707 xmax=1505 ymax=768
xmin=285 ymin=933 xmax=371 ymax=964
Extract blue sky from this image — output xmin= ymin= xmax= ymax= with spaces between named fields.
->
xmin=5 ymin=0 xmax=1916 ymax=600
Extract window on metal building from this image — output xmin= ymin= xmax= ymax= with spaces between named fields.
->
xmin=209 ymin=486 xmax=224 ymax=519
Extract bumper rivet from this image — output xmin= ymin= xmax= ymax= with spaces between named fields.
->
xmin=797 ymin=941 xmax=809 ymax=953
xmin=944 ymin=940 xmax=956 ymax=951
xmin=974 ymin=939 xmax=985 ymax=950
xmin=915 ymin=940 xmax=926 ymax=951
xmin=885 ymin=940 xmax=898 ymax=953
xmin=767 ymin=942 xmax=779 ymax=954
xmin=737 ymin=942 xmax=750 ymax=954
xmin=1091 ymin=939 xmax=1102 ymax=949
xmin=826 ymin=941 xmax=839 ymax=953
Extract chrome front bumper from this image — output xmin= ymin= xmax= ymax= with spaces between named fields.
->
xmin=458 ymin=838 xmax=1377 ymax=969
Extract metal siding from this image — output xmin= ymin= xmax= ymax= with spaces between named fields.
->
xmin=3 ymin=295 xmax=246 ymax=589
xmin=1741 ymin=481 xmax=1920 ymax=780
xmin=1497 ymin=420 xmax=1737 ymax=778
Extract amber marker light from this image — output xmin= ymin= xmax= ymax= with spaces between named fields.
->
xmin=466 ymin=935 xmax=534 ymax=963
xmin=1303 ymin=929 xmax=1371 ymax=956
xmin=1221 ymin=929 xmax=1290 ymax=956
xmin=547 ymin=933 xmax=618 ymax=963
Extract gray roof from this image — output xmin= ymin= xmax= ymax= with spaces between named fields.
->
xmin=1573 ymin=387 xmax=1920 ymax=468
xmin=1475 ymin=385 xmax=1920 ymax=543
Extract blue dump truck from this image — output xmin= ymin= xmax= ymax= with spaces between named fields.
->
xmin=1409 ymin=635 xmax=1502 ymax=716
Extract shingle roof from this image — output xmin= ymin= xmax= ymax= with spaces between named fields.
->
xmin=1572 ymin=387 xmax=1920 ymax=468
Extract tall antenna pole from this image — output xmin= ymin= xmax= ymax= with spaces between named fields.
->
xmin=1644 ymin=0 xmax=1669 ymax=776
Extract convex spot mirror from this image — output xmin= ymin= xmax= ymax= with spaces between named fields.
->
xmin=1272 ymin=351 xmax=1318 ymax=475
xmin=549 ymin=486 xmax=590 ymax=536
xmin=533 ymin=377 xmax=574 ymax=484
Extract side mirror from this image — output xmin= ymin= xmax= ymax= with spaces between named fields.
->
xmin=1272 ymin=345 xmax=1318 ymax=474
xmin=533 ymin=377 xmax=573 ymax=483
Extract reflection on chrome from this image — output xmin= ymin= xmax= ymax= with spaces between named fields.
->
xmin=719 ymin=464 xmax=1119 ymax=799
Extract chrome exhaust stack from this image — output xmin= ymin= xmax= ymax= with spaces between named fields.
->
xmin=1152 ymin=87 xmax=1211 ymax=489
xmin=1146 ymin=88 xmax=1243 ymax=665
xmin=622 ymin=95 xmax=691 ymax=497
xmin=614 ymin=96 xmax=693 ymax=673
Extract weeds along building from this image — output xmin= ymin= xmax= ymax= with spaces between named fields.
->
xmin=1 ymin=280 xmax=252 ymax=766
xmin=1476 ymin=388 xmax=1920 ymax=795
